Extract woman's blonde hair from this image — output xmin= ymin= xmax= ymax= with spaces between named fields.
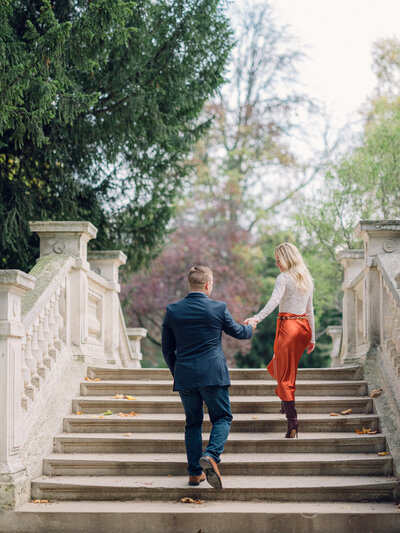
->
xmin=275 ymin=243 xmax=313 ymax=293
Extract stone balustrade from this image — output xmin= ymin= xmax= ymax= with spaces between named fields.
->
xmin=0 ymin=221 xmax=146 ymax=509
xmin=338 ymin=219 xmax=400 ymax=478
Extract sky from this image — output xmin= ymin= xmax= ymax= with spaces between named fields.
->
xmin=265 ymin=0 xmax=400 ymax=127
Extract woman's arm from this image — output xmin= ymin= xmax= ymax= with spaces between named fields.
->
xmin=305 ymin=292 xmax=315 ymax=344
xmin=251 ymin=274 xmax=287 ymax=323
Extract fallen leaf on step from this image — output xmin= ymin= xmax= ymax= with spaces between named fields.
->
xmin=370 ymin=388 xmax=383 ymax=398
xmin=330 ymin=413 xmax=339 ymax=416
xmin=100 ymin=410 xmax=113 ymax=416
xmin=113 ymin=394 xmax=125 ymax=399
xmin=118 ymin=411 xmax=138 ymax=417
xmin=98 ymin=416 xmax=104 ymax=419
xmin=125 ymin=395 xmax=136 ymax=401
xmin=251 ymin=416 xmax=259 ymax=420
xmin=355 ymin=427 xmax=378 ymax=434
xmin=123 ymin=433 xmax=131 ymax=436
xmin=33 ymin=500 xmax=50 ymax=504
xmin=340 ymin=409 xmax=352 ymax=415
xmin=341 ymin=505 xmax=350 ymax=509
xmin=85 ymin=377 xmax=101 ymax=382
xmin=181 ymin=497 xmax=204 ymax=505
xmin=76 ymin=411 xmax=83 ymax=415
xmin=377 ymin=451 xmax=389 ymax=456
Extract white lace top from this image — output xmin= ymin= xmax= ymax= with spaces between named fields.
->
xmin=254 ymin=272 xmax=315 ymax=342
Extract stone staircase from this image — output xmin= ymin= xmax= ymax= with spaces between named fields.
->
xmin=5 ymin=366 xmax=400 ymax=533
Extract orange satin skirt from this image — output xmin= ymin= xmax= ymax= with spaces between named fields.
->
xmin=267 ymin=312 xmax=312 ymax=401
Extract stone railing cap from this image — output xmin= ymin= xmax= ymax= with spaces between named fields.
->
xmin=29 ymin=221 xmax=98 ymax=239
xmin=87 ymin=250 xmax=127 ymax=265
xmin=337 ymin=249 xmax=364 ymax=262
xmin=326 ymin=325 xmax=342 ymax=334
xmin=355 ymin=220 xmax=400 ymax=238
xmin=127 ymin=327 xmax=147 ymax=338
xmin=0 ymin=270 xmax=36 ymax=291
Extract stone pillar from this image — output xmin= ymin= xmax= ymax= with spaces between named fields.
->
xmin=88 ymin=251 xmax=127 ymax=364
xmin=355 ymin=220 xmax=400 ymax=350
xmin=29 ymin=221 xmax=97 ymax=356
xmin=126 ymin=327 xmax=147 ymax=368
xmin=326 ymin=326 xmax=342 ymax=368
xmin=0 ymin=270 xmax=35 ymax=509
xmin=337 ymin=250 xmax=364 ymax=364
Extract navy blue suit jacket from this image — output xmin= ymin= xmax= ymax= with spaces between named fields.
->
xmin=161 ymin=292 xmax=253 ymax=391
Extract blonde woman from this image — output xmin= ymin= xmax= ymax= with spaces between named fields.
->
xmin=245 ymin=243 xmax=315 ymax=438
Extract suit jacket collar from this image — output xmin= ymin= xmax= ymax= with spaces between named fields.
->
xmin=186 ymin=292 xmax=208 ymax=299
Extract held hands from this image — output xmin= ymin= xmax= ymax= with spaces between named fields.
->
xmin=244 ymin=317 xmax=259 ymax=332
xmin=307 ymin=342 xmax=315 ymax=354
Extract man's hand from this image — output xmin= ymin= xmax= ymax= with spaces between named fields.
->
xmin=307 ymin=342 xmax=315 ymax=354
xmin=246 ymin=318 xmax=258 ymax=332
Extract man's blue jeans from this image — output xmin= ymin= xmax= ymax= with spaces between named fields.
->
xmin=179 ymin=385 xmax=233 ymax=476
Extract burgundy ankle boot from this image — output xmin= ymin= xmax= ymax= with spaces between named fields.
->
xmin=282 ymin=400 xmax=298 ymax=438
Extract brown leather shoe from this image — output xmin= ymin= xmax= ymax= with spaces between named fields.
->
xmin=199 ymin=455 xmax=223 ymax=489
xmin=188 ymin=472 xmax=206 ymax=486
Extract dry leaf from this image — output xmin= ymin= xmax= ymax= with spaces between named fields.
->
xmin=123 ymin=433 xmax=131 ymax=436
xmin=113 ymin=394 xmax=124 ymax=399
xmin=98 ymin=416 xmax=104 ymax=419
xmin=33 ymin=500 xmax=49 ymax=504
xmin=377 ymin=451 xmax=389 ymax=456
xmin=340 ymin=409 xmax=352 ymax=415
xmin=181 ymin=497 xmax=204 ymax=504
xmin=341 ymin=505 xmax=350 ymax=509
xmin=355 ymin=427 xmax=378 ymax=434
xmin=125 ymin=395 xmax=136 ymax=401
xmin=118 ymin=411 xmax=138 ymax=417
xmin=251 ymin=416 xmax=259 ymax=420
xmin=370 ymin=388 xmax=383 ymax=398
xmin=76 ymin=411 xmax=83 ymax=415
xmin=330 ymin=412 xmax=339 ymax=416
xmin=100 ymin=410 xmax=113 ymax=416
xmin=85 ymin=377 xmax=101 ymax=382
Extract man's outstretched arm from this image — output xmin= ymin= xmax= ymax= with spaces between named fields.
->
xmin=162 ymin=311 xmax=177 ymax=376
xmin=222 ymin=305 xmax=254 ymax=339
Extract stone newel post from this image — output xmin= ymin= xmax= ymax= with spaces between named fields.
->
xmin=326 ymin=326 xmax=342 ymax=368
xmin=127 ymin=328 xmax=147 ymax=368
xmin=0 ymin=270 xmax=35 ymax=508
xmin=337 ymin=249 xmax=364 ymax=364
xmin=29 ymin=221 xmax=97 ymax=357
xmin=88 ymin=251 xmax=127 ymax=364
xmin=355 ymin=220 xmax=400 ymax=351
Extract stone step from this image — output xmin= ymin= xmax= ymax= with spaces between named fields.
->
xmin=72 ymin=395 xmax=373 ymax=414
xmin=5 ymin=501 xmax=400 ymax=533
xmin=63 ymin=412 xmax=380 ymax=434
xmin=31 ymin=475 xmax=399 ymax=502
xmin=54 ymin=432 xmax=387 ymax=454
xmin=87 ymin=365 xmax=364 ymax=381
xmin=42 ymin=452 xmax=393 ymax=477
xmin=80 ymin=379 xmax=368 ymax=397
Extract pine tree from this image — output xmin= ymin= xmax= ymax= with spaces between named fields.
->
xmin=0 ymin=0 xmax=233 ymax=271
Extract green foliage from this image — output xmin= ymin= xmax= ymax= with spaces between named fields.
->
xmin=0 ymin=0 xmax=233 ymax=272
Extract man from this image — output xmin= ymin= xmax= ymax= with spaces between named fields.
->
xmin=162 ymin=265 xmax=256 ymax=489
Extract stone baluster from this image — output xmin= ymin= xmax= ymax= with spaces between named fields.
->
xmin=87 ymin=250 xmax=127 ymax=365
xmin=31 ymin=322 xmax=46 ymax=382
xmin=20 ymin=341 xmax=31 ymax=411
xmin=126 ymin=327 xmax=147 ymax=368
xmin=0 ymin=270 xmax=35 ymax=508
xmin=23 ymin=330 xmax=36 ymax=400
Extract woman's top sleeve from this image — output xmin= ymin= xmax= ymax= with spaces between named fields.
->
xmin=253 ymin=273 xmax=287 ymax=322
xmin=306 ymin=292 xmax=315 ymax=343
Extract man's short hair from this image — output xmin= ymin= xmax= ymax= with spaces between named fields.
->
xmin=188 ymin=265 xmax=213 ymax=289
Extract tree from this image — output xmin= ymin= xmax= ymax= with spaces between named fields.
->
xmin=122 ymin=219 xmax=260 ymax=366
xmin=0 ymin=0 xmax=233 ymax=271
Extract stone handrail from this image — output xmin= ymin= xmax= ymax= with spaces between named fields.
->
xmin=0 ymin=221 xmax=144 ymax=509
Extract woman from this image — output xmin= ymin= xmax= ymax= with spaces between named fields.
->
xmin=245 ymin=243 xmax=315 ymax=438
